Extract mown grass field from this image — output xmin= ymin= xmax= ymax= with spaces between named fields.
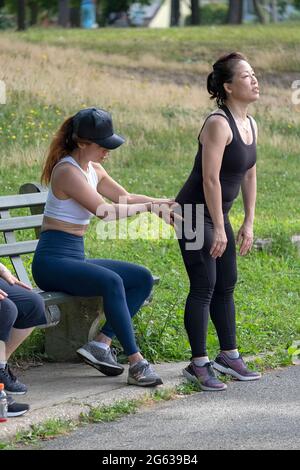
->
xmin=0 ymin=25 xmax=299 ymax=364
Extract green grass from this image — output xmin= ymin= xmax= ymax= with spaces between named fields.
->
xmin=0 ymin=26 xmax=299 ymax=364
xmin=80 ymin=399 xmax=139 ymax=424
xmin=13 ymin=24 xmax=300 ymax=68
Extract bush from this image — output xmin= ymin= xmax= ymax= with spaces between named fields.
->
xmin=186 ymin=3 xmax=227 ymax=26
xmin=0 ymin=13 xmax=15 ymax=30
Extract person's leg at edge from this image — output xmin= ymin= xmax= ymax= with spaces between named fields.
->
xmin=0 ymin=296 xmax=36 ymax=397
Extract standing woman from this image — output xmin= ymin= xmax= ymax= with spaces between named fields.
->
xmin=32 ymin=108 xmax=177 ymax=387
xmin=176 ymin=52 xmax=261 ymax=391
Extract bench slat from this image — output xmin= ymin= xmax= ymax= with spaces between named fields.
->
xmin=10 ymin=256 xmax=33 ymax=286
xmin=0 ymin=193 xmax=47 ymax=211
xmin=0 ymin=209 xmax=33 ymax=286
xmin=0 ymin=214 xmax=43 ymax=232
xmin=0 ymin=240 xmax=38 ymax=257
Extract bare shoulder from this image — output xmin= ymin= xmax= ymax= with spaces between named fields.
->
xmin=50 ymin=162 xmax=86 ymax=198
xmin=52 ymin=162 xmax=79 ymax=178
xmin=91 ymin=162 xmax=107 ymax=179
xmin=204 ymin=108 xmax=230 ymax=129
xmin=202 ymin=112 xmax=231 ymax=137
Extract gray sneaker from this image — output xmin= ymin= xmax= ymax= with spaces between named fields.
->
xmin=77 ymin=342 xmax=124 ymax=376
xmin=128 ymin=359 xmax=163 ymax=387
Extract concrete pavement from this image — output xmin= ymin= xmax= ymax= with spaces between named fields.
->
xmin=0 ymin=360 xmax=186 ymax=442
xmin=36 ymin=365 xmax=300 ymax=450
xmin=1 ymin=361 xmax=299 ymax=450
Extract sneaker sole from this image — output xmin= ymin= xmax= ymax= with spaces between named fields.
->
xmin=76 ymin=349 xmax=124 ymax=377
xmin=127 ymin=377 xmax=163 ymax=387
xmin=4 ymin=390 xmax=27 ymax=396
xmin=182 ymin=368 xmax=227 ymax=392
xmin=7 ymin=409 xmax=29 ymax=418
xmin=213 ymin=362 xmax=261 ymax=381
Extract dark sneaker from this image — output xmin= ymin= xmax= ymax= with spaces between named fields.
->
xmin=128 ymin=359 xmax=163 ymax=387
xmin=7 ymin=395 xmax=29 ymax=418
xmin=213 ymin=352 xmax=262 ymax=381
xmin=77 ymin=342 xmax=124 ymax=376
xmin=183 ymin=362 xmax=227 ymax=392
xmin=0 ymin=365 xmax=27 ymax=395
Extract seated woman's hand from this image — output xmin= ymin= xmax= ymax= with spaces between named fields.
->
xmin=0 ymin=268 xmax=32 ymax=291
xmin=0 ymin=288 xmax=8 ymax=301
xmin=152 ymin=202 xmax=183 ymax=229
xmin=152 ymin=198 xmax=176 ymax=207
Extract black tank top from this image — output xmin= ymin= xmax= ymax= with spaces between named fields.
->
xmin=175 ymin=105 xmax=257 ymax=215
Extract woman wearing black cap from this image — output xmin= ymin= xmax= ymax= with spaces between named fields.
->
xmin=32 ymin=107 xmax=178 ymax=387
xmin=175 ymin=52 xmax=261 ymax=391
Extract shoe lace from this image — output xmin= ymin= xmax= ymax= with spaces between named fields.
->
xmin=143 ymin=362 xmax=154 ymax=375
xmin=7 ymin=365 xmax=17 ymax=382
xmin=110 ymin=347 xmax=118 ymax=362
xmin=206 ymin=362 xmax=216 ymax=377
xmin=0 ymin=367 xmax=11 ymax=380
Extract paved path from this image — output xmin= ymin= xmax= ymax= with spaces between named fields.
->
xmin=37 ymin=366 xmax=299 ymax=450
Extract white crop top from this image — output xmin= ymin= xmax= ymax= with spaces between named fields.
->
xmin=44 ymin=156 xmax=99 ymax=225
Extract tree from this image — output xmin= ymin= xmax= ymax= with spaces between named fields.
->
xmin=227 ymin=0 xmax=244 ymax=24
xmin=58 ymin=0 xmax=70 ymax=27
xmin=270 ymin=0 xmax=278 ymax=22
xmin=253 ymin=0 xmax=268 ymax=23
xmin=190 ymin=0 xmax=200 ymax=25
xmin=17 ymin=0 xmax=26 ymax=31
xmin=28 ymin=0 xmax=39 ymax=26
xmin=171 ymin=0 xmax=180 ymax=26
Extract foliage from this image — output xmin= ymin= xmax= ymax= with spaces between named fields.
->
xmin=186 ymin=2 xmax=227 ymax=25
xmin=0 ymin=11 xmax=14 ymax=29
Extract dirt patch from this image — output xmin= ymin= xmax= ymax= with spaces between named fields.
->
xmin=103 ymin=64 xmax=300 ymax=89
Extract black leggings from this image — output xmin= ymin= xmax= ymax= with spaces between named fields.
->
xmin=0 ymin=279 xmax=47 ymax=342
xmin=178 ymin=216 xmax=238 ymax=357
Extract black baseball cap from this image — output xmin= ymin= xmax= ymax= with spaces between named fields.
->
xmin=72 ymin=107 xmax=125 ymax=150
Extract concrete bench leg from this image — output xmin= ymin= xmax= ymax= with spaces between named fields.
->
xmin=45 ymin=297 xmax=105 ymax=362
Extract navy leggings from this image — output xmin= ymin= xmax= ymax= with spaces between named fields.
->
xmin=32 ymin=230 xmax=154 ymax=356
xmin=0 ymin=279 xmax=46 ymax=342
xmin=178 ymin=215 xmax=238 ymax=357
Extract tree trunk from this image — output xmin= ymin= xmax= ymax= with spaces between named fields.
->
xmin=29 ymin=1 xmax=39 ymax=26
xmin=17 ymin=0 xmax=26 ymax=31
xmin=191 ymin=0 xmax=200 ymax=25
xmin=171 ymin=0 xmax=180 ymax=26
xmin=253 ymin=0 xmax=268 ymax=23
xmin=58 ymin=0 xmax=70 ymax=28
xmin=270 ymin=0 xmax=278 ymax=22
xmin=227 ymin=0 xmax=244 ymax=24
